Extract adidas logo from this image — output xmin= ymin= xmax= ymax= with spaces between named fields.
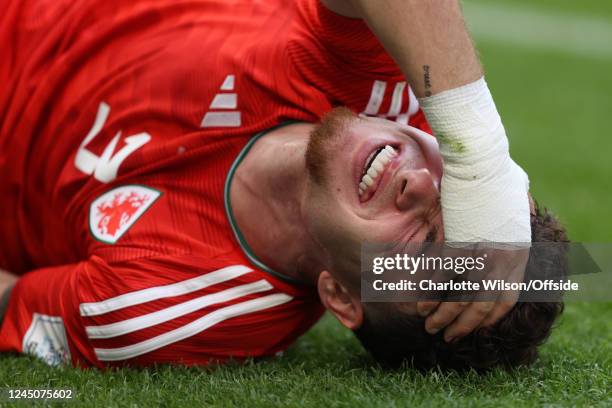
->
xmin=201 ymin=75 xmax=242 ymax=128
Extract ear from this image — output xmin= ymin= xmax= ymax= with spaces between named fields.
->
xmin=317 ymin=270 xmax=363 ymax=330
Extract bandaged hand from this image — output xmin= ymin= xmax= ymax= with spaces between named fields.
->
xmin=416 ymin=77 xmax=531 ymax=341
xmin=419 ymin=77 xmax=531 ymax=244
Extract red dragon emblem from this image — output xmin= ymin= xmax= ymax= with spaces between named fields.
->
xmin=96 ymin=191 xmax=149 ymax=237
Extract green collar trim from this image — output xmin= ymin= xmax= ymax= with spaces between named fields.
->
xmin=224 ymin=122 xmax=304 ymax=285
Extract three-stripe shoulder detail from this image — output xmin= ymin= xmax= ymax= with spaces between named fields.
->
xmin=79 ymin=265 xmax=253 ymax=317
xmin=93 ymin=293 xmax=292 ymax=362
xmin=79 ymin=265 xmax=294 ymax=362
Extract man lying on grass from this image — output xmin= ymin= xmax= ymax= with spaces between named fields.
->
xmin=0 ymin=0 xmax=565 ymax=369
xmin=0 ymin=107 xmax=566 ymax=369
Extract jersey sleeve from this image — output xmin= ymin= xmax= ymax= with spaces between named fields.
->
xmin=289 ymin=0 xmax=432 ymax=133
xmin=0 ymin=255 xmax=323 ymax=368
xmin=295 ymin=0 xmax=398 ymax=76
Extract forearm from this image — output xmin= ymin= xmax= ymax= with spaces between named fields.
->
xmin=325 ymin=0 xmax=482 ymax=96
xmin=0 ymin=270 xmax=17 ymax=326
xmin=322 ymin=0 xmax=531 ymax=245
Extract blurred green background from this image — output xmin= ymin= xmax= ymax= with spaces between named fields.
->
xmin=463 ymin=0 xmax=612 ymax=241
xmin=1 ymin=1 xmax=610 ymax=406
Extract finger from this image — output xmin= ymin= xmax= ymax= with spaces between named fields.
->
xmin=479 ymin=264 xmax=522 ymax=327
xmin=416 ymin=247 xmax=455 ymax=317
xmin=440 ymin=247 xmax=529 ymax=341
xmin=442 ymin=269 xmax=502 ymax=342
xmin=416 ymin=301 xmax=440 ymax=317
xmin=424 ymin=301 xmax=470 ymax=335
xmin=479 ymin=301 xmax=515 ymax=328
xmin=474 ymin=249 xmax=525 ymax=328
xmin=415 ymin=274 xmax=449 ymax=318
xmin=443 ymin=300 xmax=496 ymax=342
xmin=441 ymin=257 xmax=504 ymax=341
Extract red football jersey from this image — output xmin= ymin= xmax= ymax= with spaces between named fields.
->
xmin=0 ymin=0 xmax=430 ymax=367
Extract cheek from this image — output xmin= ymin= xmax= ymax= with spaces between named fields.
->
xmin=367 ymin=225 xmax=405 ymax=245
xmin=306 ymin=195 xmax=345 ymax=245
xmin=324 ymin=170 xmax=354 ymax=201
xmin=310 ymin=205 xmax=364 ymax=258
xmin=364 ymin=212 xmax=417 ymax=242
xmin=403 ymin=144 xmax=428 ymax=169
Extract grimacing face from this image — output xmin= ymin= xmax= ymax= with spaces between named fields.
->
xmin=304 ymin=109 xmax=445 ymax=289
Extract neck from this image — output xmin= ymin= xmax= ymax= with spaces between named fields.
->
xmin=229 ymin=123 xmax=322 ymax=285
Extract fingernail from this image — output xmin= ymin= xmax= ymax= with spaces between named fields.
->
xmin=445 ymin=336 xmax=455 ymax=343
xmin=426 ymin=326 xmax=440 ymax=335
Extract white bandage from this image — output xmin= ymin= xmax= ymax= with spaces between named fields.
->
xmin=419 ymin=77 xmax=531 ymax=245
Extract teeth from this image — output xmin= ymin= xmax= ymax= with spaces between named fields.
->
xmin=359 ymin=145 xmax=397 ymax=197
xmin=372 ymin=161 xmax=384 ymax=172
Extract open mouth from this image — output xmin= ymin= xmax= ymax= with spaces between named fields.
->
xmin=358 ymin=145 xmax=398 ymax=200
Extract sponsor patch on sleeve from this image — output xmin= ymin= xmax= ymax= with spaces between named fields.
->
xmin=89 ymin=185 xmax=161 ymax=244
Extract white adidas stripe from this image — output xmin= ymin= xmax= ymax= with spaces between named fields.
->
xmin=396 ymin=87 xmax=419 ymax=125
xmin=94 ymin=293 xmax=292 ymax=361
xmin=79 ymin=265 xmax=252 ymax=317
xmin=201 ymin=111 xmax=242 ymax=127
xmin=210 ymin=93 xmax=238 ymax=109
xmin=220 ymin=74 xmax=235 ymax=91
xmin=387 ymin=82 xmax=406 ymax=117
xmin=363 ymin=80 xmax=387 ymax=115
xmin=85 ymin=280 xmax=273 ymax=339
xmin=407 ymin=87 xmax=419 ymax=117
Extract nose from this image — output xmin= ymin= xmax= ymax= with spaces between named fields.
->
xmin=395 ymin=168 xmax=440 ymax=212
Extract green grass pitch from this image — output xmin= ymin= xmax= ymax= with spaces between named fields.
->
xmin=1 ymin=0 xmax=611 ymax=406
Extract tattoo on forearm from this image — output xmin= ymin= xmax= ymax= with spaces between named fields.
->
xmin=423 ymin=65 xmax=432 ymax=97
